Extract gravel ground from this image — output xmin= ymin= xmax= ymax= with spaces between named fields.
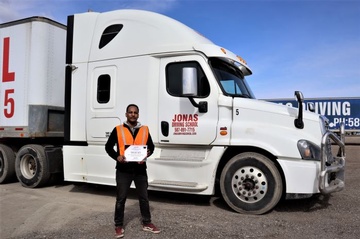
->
xmin=1 ymin=144 xmax=359 ymax=239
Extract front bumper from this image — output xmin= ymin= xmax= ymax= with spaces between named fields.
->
xmin=319 ymin=123 xmax=346 ymax=194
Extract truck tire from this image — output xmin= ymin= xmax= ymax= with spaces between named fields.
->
xmin=0 ymin=144 xmax=16 ymax=183
xmin=15 ymin=144 xmax=50 ymax=188
xmin=220 ymin=152 xmax=283 ymax=215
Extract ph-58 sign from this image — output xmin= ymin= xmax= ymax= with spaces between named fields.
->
xmin=266 ymin=98 xmax=360 ymax=132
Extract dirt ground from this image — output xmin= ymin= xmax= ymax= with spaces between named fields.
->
xmin=0 ymin=143 xmax=359 ymax=239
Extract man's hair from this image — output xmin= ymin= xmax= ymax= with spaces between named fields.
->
xmin=126 ymin=104 xmax=139 ymax=113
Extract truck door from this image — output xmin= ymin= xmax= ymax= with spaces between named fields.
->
xmin=158 ymin=55 xmax=218 ymax=145
xmin=87 ymin=64 xmax=120 ymax=143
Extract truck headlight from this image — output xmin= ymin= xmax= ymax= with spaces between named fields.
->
xmin=297 ymin=140 xmax=321 ymax=161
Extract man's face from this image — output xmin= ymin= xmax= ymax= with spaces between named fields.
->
xmin=125 ymin=106 xmax=139 ymax=124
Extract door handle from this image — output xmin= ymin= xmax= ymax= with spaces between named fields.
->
xmin=161 ymin=121 xmax=169 ymax=137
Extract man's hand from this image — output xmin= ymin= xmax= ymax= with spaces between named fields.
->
xmin=147 ymin=149 xmax=151 ymax=157
xmin=117 ymin=155 xmax=126 ymax=163
xmin=138 ymin=150 xmax=151 ymax=164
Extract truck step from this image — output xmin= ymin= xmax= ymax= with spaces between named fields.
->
xmin=149 ymin=180 xmax=208 ymax=192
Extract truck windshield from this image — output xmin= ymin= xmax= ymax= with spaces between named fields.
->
xmin=209 ymin=58 xmax=255 ymax=99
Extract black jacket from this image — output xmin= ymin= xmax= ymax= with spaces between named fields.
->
xmin=105 ymin=122 xmax=155 ymax=175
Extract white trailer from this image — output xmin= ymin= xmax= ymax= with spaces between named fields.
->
xmin=0 ymin=9 xmax=346 ymax=214
xmin=0 ymin=17 xmax=66 ymax=187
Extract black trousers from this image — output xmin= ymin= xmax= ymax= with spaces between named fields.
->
xmin=114 ymin=170 xmax=151 ymax=227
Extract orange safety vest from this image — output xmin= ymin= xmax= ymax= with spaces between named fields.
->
xmin=116 ymin=125 xmax=149 ymax=155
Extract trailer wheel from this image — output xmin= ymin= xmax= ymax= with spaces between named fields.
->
xmin=0 ymin=144 xmax=16 ymax=183
xmin=15 ymin=144 xmax=50 ymax=188
xmin=220 ymin=152 xmax=283 ymax=215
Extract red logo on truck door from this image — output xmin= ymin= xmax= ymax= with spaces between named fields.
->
xmin=2 ymin=37 xmax=15 ymax=118
xmin=172 ymin=114 xmax=198 ymax=135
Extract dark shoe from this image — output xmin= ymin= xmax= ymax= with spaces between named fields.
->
xmin=142 ymin=223 xmax=160 ymax=234
xmin=115 ymin=226 xmax=124 ymax=238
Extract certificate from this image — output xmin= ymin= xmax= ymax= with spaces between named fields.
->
xmin=124 ymin=145 xmax=148 ymax=162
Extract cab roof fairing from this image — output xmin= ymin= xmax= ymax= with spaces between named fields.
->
xmin=71 ymin=9 xmax=252 ymax=76
xmin=76 ymin=9 xmax=214 ymax=62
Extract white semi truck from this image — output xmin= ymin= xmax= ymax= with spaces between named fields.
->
xmin=0 ymin=9 xmax=346 ymax=214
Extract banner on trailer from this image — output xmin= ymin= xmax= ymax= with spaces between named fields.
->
xmin=266 ymin=98 xmax=360 ymax=131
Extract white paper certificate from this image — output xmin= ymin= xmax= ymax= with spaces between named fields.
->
xmin=124 ymin=145 xmax=148 ymax=162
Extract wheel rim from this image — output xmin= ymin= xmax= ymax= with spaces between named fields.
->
xmin=20 ymin=154 xmax=37 ymax=179
xmin=231 ymin=166 xmax=268 ymax=203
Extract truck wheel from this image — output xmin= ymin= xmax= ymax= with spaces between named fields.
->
xmin=220 ymin=152 xmax=283 ymax=215
xmin=0 ymin=144 xmax=16 ymax=183
xmin=15 ymin=144 xmax=50 ymax=188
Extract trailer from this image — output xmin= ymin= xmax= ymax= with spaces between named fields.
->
xmin=0 ymin=9 xmax=346 ymax=214
xmin=0 ymin=17 xmax=65 ymax=187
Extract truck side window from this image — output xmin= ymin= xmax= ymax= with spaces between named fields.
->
xmin=99 ymin=24 xmax=123 ymax=49
xmin=97 ymin=74 xmax=111 ymax=103
xmin=166 ymin=61 xmax=210 ymax=97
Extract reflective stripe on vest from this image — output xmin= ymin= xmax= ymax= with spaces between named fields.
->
xmin=116 ymin=125 xmax=149 ymax=155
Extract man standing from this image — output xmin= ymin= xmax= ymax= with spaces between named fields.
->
xmin=105 ymin=104 xmax=160 ymax=238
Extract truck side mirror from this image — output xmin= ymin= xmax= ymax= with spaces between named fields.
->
xmin=294 ymin=91 xmax=304 ymax=129
xmin=182 ymin=67 xmax=198 ymax=96
xmin=182 ymin=67 xmax=208 ymax=113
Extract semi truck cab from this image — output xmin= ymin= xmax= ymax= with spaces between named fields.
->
xmin=1 ymin=9 xmax=345 ymax=215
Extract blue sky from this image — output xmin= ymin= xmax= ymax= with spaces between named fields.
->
xmin=1 ymin=0 xmax=359 ymax=99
